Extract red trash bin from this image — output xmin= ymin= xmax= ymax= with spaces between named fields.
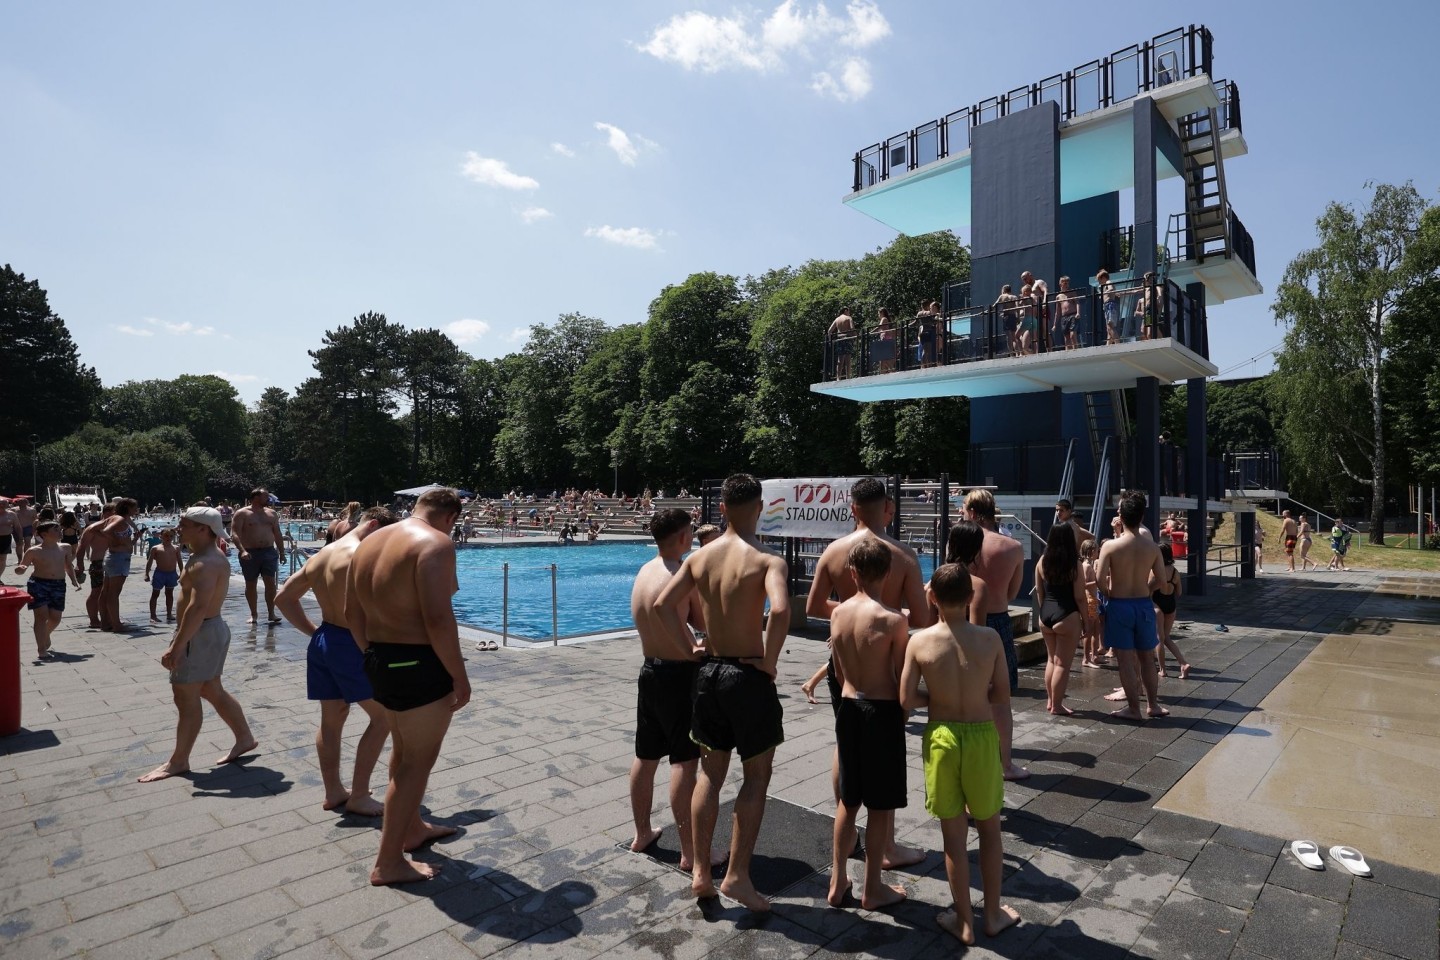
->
xmin=0 ymin=585 xmax=33 ymax=736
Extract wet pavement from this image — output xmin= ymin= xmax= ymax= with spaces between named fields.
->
xmin=2 ymin=566 xmax=1438 ymax=958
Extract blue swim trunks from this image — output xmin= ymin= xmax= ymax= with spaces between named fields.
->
xmin=986 ymin=611 xmax=1018 ymax=692
xmin=307 ymin=622 xmax=374 ymax=703
xmin=26 ymin=577 xmax=66 ymax=612
xmin=1104 ymin=597 xmax=1158 ymax=652
xmin=151 ymin=569 xmax=179 ymax=590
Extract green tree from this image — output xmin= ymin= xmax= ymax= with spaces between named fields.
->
xmin=0 ymin=265 xmax=101 ymax=449
xmin=246 ymin=387 xmax=298 ymax=493
xmin=563 ymin=324 xmax=646 ymax=488
xmin=112 ymin=426 xmax=207 ymax=505
xmin=1271 ymin=182 xmax=1439 ymax=542
xmin=432 ymin=359 xmax=505 ymax=492
xmin=857 ymin=231 xmax=970 ymax=326
xmin=398 ymin=329 xmax=466 ymax=484
xmin=1383 ymin=268 xmax=1440 ymax=489
xmin=101 ymin=374 xmax=247 ymax=463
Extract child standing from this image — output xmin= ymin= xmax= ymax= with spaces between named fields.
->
xmin=901 ymin=564 xmax=1020 ymax=945
xmin=826 ymin=538 xmax=911 ymax=910
xmin=1151 ymin=544 xmax=1189 ymax=679
xmin=1081 ymin=539 xmax=1106 ymax=667
xmin=16 ymin=521 xmax=81 ymax=659
xmin=145 ymin=528 xmax=183 ymax=623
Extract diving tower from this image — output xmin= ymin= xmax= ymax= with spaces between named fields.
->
xmin=816 ymin=24 xmax=1263 ymax=592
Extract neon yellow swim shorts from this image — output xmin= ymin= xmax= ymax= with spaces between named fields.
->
xmin=923 ymin=720 xmax=1003 ymax=821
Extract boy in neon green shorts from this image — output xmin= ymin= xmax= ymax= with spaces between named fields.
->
xmin=900 ymin=564 xmax=1020 ymax=945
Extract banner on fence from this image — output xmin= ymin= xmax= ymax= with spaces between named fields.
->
xmin=758 ymin=477 xmax=867 ymax=539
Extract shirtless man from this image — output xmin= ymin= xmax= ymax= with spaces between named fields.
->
xmin=75 ymin=502 xmax=115 ymax=628
xmin=963 ymin=489 xmax=1028 ymax=780
xmin=145 ymin=527 xmax=183 ymax=623
xmin=1056 ymin=276 xmax=1081 ymax=349
xmin=828 ymin=307 xmax=857 ymax=379
xmin=900 ymin=564 xmax=1021 ymax=944
xmin=16 ymin=521 xmax=81 ymax=659
xmin=97 ymin=498 xmax=139 ymax=632
xmin=232 ymin=488 xmax=287 ymax=625
xmin=826 ymin=538 xmax=910 ymax=910
xmin=1021 ymin=271 xmax=1048 ymax=351
xmin=276 ymin=507 xmax=398 ymax=817
xmin=802 ymin=477 xmax=928 ymax=869
xmin=347 ymin=487 xmax=470 ymax=886
xmin=627 ymin=508 xmax=716 ymax=872
xmin=654 ymin=473 xmax=789 ymax=912
xmin=1280 ymin=510 xmax=1298 ymax=573
xmin=140 ymin=508 xmax=257 ymax=782
xmin=0 ymin=500 xmax=16 ymax=581
xmin=1097 ymin=490 xmax=1172 ymax=721
xmin=15 ymin=497 xmax=38 ymax=557
xmin=1055 ymin=498 xmax=1094 ymax=549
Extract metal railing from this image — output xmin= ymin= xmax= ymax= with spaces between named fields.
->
xmin=852 ymin=25 xmax=1233 ymax=192
xmin=821 ymin=277 xmax=1206 ymax=381
xmin=1165 ymin=208 xmax=1258 ymax=278
xmin=491 ymin=561 xmax=561 ymax=648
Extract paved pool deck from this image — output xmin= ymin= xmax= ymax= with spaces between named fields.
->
xmin=2 ymin=565 xmax=1438 ymax=959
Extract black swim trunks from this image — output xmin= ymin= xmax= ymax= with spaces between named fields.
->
xmin=690 ymin=658 xmax=784 ymax=761
xmin=826 ymin=656 xmax=842 ymax=718
xmin=836 ymin=697 xmax=908 ymax=811
xmin=88 ymin=559 xmax=104 ymax=590
xmin=635 ymin=657 xmax=700 ymax=763
xmin=363 ymin=642 xmax=455 ymax=712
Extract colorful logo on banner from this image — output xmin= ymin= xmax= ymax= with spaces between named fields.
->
xmin=758 ymin=478 xmax=868 ymax=539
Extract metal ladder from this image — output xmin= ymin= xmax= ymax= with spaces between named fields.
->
xmin=1090 ymin=436 xmax=1115 ymax=532
xmin=1177 ymin=107 xmax=1232 ymax=263
xmin=1083 ymin=390 xmax=1129 ymax=477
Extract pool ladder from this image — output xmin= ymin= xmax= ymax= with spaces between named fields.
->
xmin=494 ymin=562 xmax=560 ymax=648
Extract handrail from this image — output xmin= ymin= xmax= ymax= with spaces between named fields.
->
xmin=1091 ymin=436 xmax=1114 ymax=532
xmin=852 ymin=25 xmax=1231 ymax=193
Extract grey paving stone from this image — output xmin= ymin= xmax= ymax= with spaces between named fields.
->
xmin=1266 ymin=848 xmax=1356 ymax=903
xmin=1212 ymin=823 xmax=1285 ymax=857
xmin=1175 ymin=842 xmax=1273 ymax=910
xmin=1130 ymin=889 xmax=1246 ymax=960
xmin=1341 ymin=880 xmax=1440 ymax=960
xmin=1370 ymin=858 xmax=1440 ymax=900
xmin=1126 ymin=757 xmax=1191 ymax=792
xmin=1333 ymin=941 xmax=1410 ymax=960
xmin=1026 ymin=900 xmax=1148 ymax=958
xmin=1132 ymin=811 xmax=1220 ymax=862
xmin=1154 ymin=735 xmax=1215 ymax=765
xmin=1000 ymin=848 xmax=1101 ymax=922
xmin=1235 ymin=883 xmax=1344 ymax=960
xmin=1082 ymin=850 xmax=1187 ymax=918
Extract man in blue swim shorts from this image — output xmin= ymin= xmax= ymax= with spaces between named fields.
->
xmin=276 ymin=507 xmax=399 ymax=817
xmin=1097 ymin=490 xmax=1173 ymax=721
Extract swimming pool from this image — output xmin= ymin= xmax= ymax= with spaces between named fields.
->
xmin=451 ymin=541 xmax=940 ymax=641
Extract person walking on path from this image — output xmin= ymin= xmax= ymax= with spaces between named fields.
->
xmin=16 ymin=521 xmax=81 ymax=659
xmin=276 ymin=506 xmax=398 ymax=817
xmin=1035 ymin=522 xmax=1086 ymax=716
xmin=1280 ymin=510 xmax=1299 ymax=572
xmin=654 ymin=473 xmax=790 ymax=913
xmin=74 ymin=502 xmax=114 ymax=628
xmin=139 ymin=507 xmax=257 ymax=783
xmin=1298 ymin=517 xmax=1316 ymax=571
xmin=232 ymin=488 xmax=287 ymax=624
xmin=348 ymin=488 xmax=469 ymax=886
xmin=1152 ymin=544 xmax=1189 ymax=679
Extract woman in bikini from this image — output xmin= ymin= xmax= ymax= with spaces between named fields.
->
xmin=1035 ymin=522 xmax=1087 ymax=715
xmin=1297 ymin=517 xmax=1316 ymax=571
xmin=1151 ymin=543 xmax=1189 ymax=678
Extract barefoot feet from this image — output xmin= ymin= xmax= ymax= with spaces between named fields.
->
xmin=719 ymin=876 xmax=770 ymax=912
xmin=938 ymin=907 xmax=976 ymax=946
xmin=403 ymin=822 xmax=458 ymax=852
xmin=984 ymin=904 xmax=1022 ymax=937
xmin=1179 ymin=663 xmax=1191 ymax=680
xmin=630 ymin=826 xmax=663 ymax=854
xmin=322 ymin=791 xmax=350 ymax=812
xmin=216 ymin=739 xmax=258 ymax=765
xmin=138 ymin=762 xmax=190 ymax=783
xmin=1109 ymin=706 xmax=1144 ymax=721
xmin=1047 ymin=702 xmax=1075 ymax=716
xmin=881 ymin=841 xmax=926 ymax=870
xmin=678 ymin=847 xmax=727 ymax=872
xmin=345 ymin=793 xmax=384 ymax=817
xmin=370 ymin=858 xmax=439 ymax=886
xmin=860 ymin=881 xmax=907 ymax=910
xmin=1103 ymin=687 xmax=1129 ymax=702
xmin=1147 ymin=704 xmax=1170 ymax=718
xmin=826 ymin=873 xmax=852 ymax=907
xmin=1002 ymin=764 xmax=1030 ymax=782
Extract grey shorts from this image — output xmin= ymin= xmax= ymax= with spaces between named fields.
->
xmin=104 ymin=551 xmax=132 ymax=578
xmin=171 ymin=617 xmax=232 ymax=684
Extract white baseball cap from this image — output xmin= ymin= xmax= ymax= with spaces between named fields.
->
xmin=182 ymin=506 xmax=225 ymax=539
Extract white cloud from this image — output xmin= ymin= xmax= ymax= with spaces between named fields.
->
xmin=210 ymin=370 xmax=258 ymax=384
xmin=519 ymin=206 xmax=554 ymax=224
xmin=640 ymin=1 xmax=889 ymax=99
xmin=143 ymin=317 xmax=216 ymax=336
xmin=443 ymin=319 xmax=491 ymax=344
xmin=116 ymin=324 xmax=153 ymax=337
xmin=551 ymin=142 xmax=575 ymax=158
xmin=811 ymin=58 xmax=872 ymax=102
xmin=585 ymin=225 xmax=662 ymax=251
xmin=505 ymin=328 xmax=530 ymax=345
xmin=459 ymin=152 xmax=539 ymax=191
xmin=594 ymin=122 xmax=659 ymax=166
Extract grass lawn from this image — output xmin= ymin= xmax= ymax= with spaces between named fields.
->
xmin=1217 ymin=508 xmax=1440 ymax=575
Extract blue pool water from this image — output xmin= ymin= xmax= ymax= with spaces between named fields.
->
xmin=451 ymin=542 xmax=941 ymax=641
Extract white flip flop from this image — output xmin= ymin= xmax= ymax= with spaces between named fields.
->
xmin=1289 ymin=840 xmax=1323 ymax=870
xmin=1328 ymin=845 xmax=1372 ymax=877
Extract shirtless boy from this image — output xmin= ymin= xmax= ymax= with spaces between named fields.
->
xmin=347 ymin=487 xmax=470 ymax=886
xmin=627 ymin=508 xmax=715 ymax=872
xmin=654 ymin=474 xmax=789 ymax=912
xmin=1097 ymin=491 xmax=1172 ymax=720
xmin=140 ymin=508 xmax=258 ymax=782
xmin=15 ymin=497 xmax=37 ymax=556
xmin=900 ymin=564 xmax=1020 ymax=944
xmin=276 ymin=507 xmax=398 ymax=817
xmin=75 ymin=503 xmax=115 ymax=628
xmin=826 ymin=538 xmax=910 ymax=910
xmin=232 ymin=488 xmax=287 ymax=624
xmin=98 ymin=498 xmax=139 ymax=632
xmin=963 ymin=489 xmax=1028 ymax=781
xmin=17 ymin=521 xmax=81 ymax=659
xmin=145 ymin=528 xmax=183 ymax=623
xmin=802 ymin=477 xmax=928 ymax=869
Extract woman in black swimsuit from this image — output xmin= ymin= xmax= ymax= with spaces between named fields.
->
xmin=1035 ymin=521 xmax=1087 ymax=716
xmin=1150 ymin=543 xmax=1189 ymax=678
xmin=59 ymin=511 xmax=81 ymax=546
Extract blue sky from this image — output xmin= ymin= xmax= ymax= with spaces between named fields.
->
xmin=5 ymin=0 xmax=1437 ymax=405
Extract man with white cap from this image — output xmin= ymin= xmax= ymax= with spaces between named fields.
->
xmin=139 ymin=506 xmax=257 ymax=783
